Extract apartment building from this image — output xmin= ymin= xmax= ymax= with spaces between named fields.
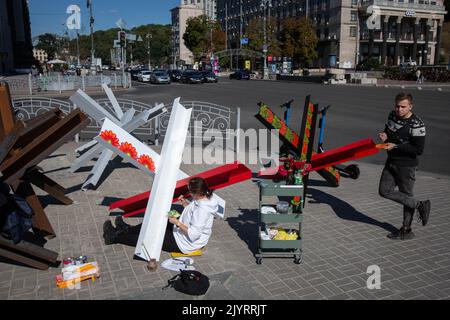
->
xmin=0 ymin=0 xmax=33 ymax=75
xmin=216 ymin=0 xmax=447 ymax=68
xmin=171 ymin=4 xmax=204 ymax=66
xmin=182 ymin=0 xmax=218 ymax=20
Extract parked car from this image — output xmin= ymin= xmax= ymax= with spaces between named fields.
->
xmin=229 ymin=70 xmax=250 ymax=80
xmin=137 ymin=70 xmax=152 ymax=82
xmin=169 ymin=69 xmax=183 ymax=82
xmin=202 ymin=71 xmax=219 ymax=83
xmin=180 ymin=70 xmax=204 ymax=84
xmin=130 ymin=69 xmax=145 ymax=80
xmin=150 ymin=71 xmax=171 ymax=84
xmin=400 ymin=59 xmax=417 ymax=68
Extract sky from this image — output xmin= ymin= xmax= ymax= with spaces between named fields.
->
xmin=29 ymin=0 xmax=180 ymax=38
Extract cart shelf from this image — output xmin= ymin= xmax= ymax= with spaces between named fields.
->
xmin=255 ymin=180 xmax=304 ymax=265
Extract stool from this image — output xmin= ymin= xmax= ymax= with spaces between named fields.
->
xmin=170 ymin=249 xmax=203 ymax=258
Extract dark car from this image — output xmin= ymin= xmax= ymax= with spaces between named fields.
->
xmin=202 ymin=71 xmax=219 ymax=83
xmin=180 ymin=70 xmax=204 ymax=84
xmin=229 ymin=70 xmax=250 ymax=80
xmin=169 ymin=69 xmax=183 ymax=82
xmin=129 ymin=69 xmax=144 ymax=80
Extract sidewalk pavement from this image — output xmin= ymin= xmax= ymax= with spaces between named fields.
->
xmin=0 ymin=141 xmax=449 ymax=300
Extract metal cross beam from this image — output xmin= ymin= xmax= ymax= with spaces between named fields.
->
xmin=69 ymin=85 xmax=167 ymax=190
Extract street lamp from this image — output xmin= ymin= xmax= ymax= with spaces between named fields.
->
xmin=146 ymin=33 xmax=152 ymax=70
xmin=87 ymin=0 xmax=95 ymax=72
xmin=261 ymin=0 xmax=272 ymax=80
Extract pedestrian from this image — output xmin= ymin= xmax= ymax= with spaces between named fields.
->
xmin=415 ymin=69 xmax=421 ymax=84
xmin=31 ymin=65 xmax=37 ymax=78
xmin=378 ymin=92 xmax=430 ymax=240
xmin=103 ymin=177 xmax=219 ymax=254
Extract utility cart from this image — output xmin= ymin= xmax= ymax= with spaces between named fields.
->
xmin=256 ymin=180 xmax=303 ymax=265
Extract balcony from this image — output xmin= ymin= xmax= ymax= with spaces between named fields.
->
xmin=360 ymin=32 xmax=437 ymax=42
xmin=360 ymin=0 xmax=445 ymax=11
xmin=360 ymin=31 xmax=383 ymax=40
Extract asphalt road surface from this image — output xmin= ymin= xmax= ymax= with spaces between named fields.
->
xmin=105 ymin=78 xmax=450 ymax=176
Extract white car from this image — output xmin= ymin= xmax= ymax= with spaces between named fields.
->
xmin=138 ymin=70 xmax=152 ymax=82
xmin=400 ymin=60 xmax=417 ymax=68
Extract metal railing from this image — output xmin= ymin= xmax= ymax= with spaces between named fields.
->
xmin=10 ymin=97 xmax=241 ymax=147
xmin=12 ymin=96 xmax=72 ymax=121
xmin=158 ymin=101 xmax=241 ymax=147
xmin=3 ymin=73 xmax=131 ymax=95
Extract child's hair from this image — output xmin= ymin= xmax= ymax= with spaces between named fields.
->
xmin=188 ymin=177 xmax=213 ymax=198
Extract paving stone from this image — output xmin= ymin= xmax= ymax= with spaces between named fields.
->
xmin=1 ymin=143 xmax=449 ymax=300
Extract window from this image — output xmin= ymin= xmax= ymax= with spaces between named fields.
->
xmin=350 ymin=26 xmax=357 ymax=37
xmin=351 ymin=0 xmax=358 ymax=5
xmin=351 ymin=11 xmax=357 ymax=21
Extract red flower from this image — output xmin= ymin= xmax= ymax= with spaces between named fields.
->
xmin=291 ymin=196 xmax=302 ymax=206
xmin=280 ymin=123 xmax=287 ymax=135
xmin=138 ymin=154 xmax=156 ymax=172
xmin=100 ymin=130 xmax=119 ymax=147
xmin=305 ymin=127 xmax=310 ymax=138
xmin=292 ymin=134 xmax=299 ymax=147
xmin=301 ymin=144 xmax=308 ymax=155
xmin=119 ymin=142 xmax=138 ymax=160
xmin=267 ymin=111 xmax=274 ymax=123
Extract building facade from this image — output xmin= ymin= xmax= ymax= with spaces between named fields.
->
xmin=216 ymin=0 xmax=447 ymax=68
xmin=171 ymin=4 xmax=205 ymax=66
xmin=0 ymin=0 xmax=33 ymax=75
xmin=182 ymin=0 xmax=218 ymax=20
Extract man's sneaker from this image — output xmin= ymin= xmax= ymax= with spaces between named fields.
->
xmin=115 ymin=215 xmax=130 ymax=232
xmin=417 ymin=200 xmax=431 ymax=226
xmin=387 ymin=227 xmax=415 ymax=240
xmin=103 ymin=221 xmax=118 ymax=245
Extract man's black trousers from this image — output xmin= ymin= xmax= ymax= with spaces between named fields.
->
xmin=379 ymin=163 xmax=418 ymax=228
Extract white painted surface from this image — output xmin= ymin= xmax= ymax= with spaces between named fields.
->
xmin=135 ymin=98 xmax=192 ymax=262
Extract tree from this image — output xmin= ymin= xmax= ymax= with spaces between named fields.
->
xmin=184 ymin=15 xmax=210 ymax=59
xmin=210 ymin=23 xmax=226 ymax=53
xmin=65 ymin=24 xmax=171 ymax=66
xmin=246 ymin=17 xmax=281 ymax=57
xmin=280 ymin=17 xmax=318 ymax=67
xmin=183 ymin=15 xmax=226 ymax=60
xmin=128 ymin=24 xmax=172 ymax=66
xmin=35 ymin=33 xmax=60 ymax=60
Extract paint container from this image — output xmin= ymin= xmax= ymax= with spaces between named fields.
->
xmin=63 ymin=257 xmax=75 ymax=266
xmin=75 ymin=256 xmax=88 ymax=265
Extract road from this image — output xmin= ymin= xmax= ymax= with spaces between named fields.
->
xmin=99 ymin=78 xmax=450 ymax=176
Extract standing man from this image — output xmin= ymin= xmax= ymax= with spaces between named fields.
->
xmin=378 ymin=93 xmax=431 ymax=240
xmin=415 ymin=69 xmax=421 ymax=84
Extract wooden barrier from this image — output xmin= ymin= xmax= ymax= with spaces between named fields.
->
xmin=0 ymin=82 xmax=89 ymax=269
